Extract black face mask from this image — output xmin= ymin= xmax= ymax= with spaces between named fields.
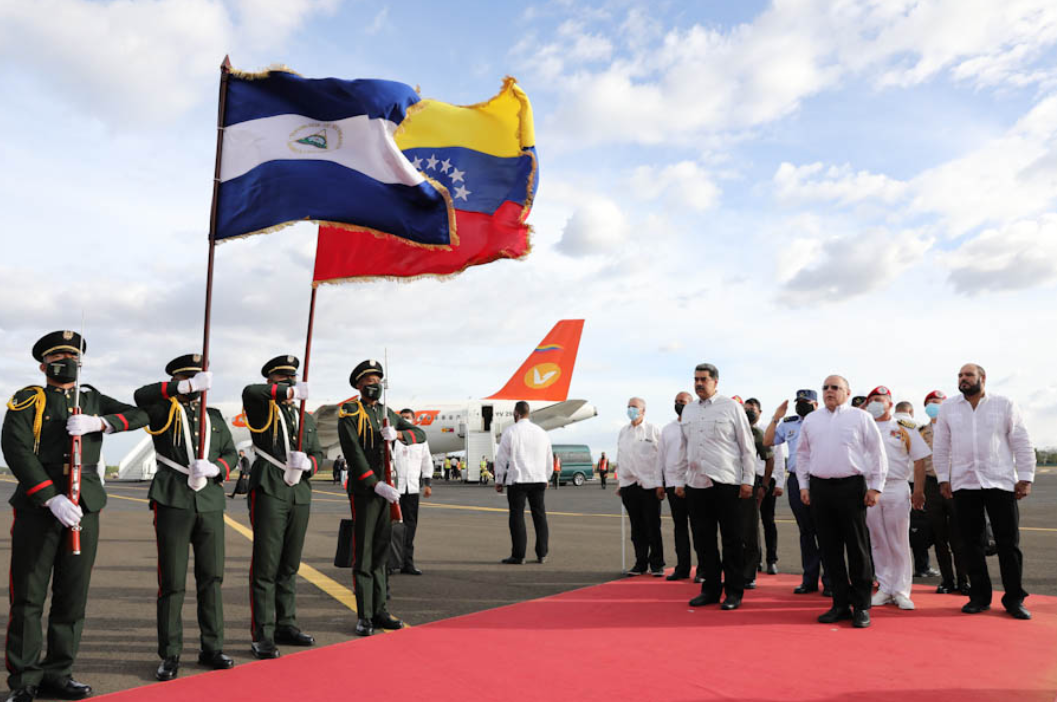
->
xmin=795 ymin=401 xmax=813 ymax=418
xmin=182 ymin=391 xmax=202 ymax=402
xmin=960 ymin=380 xmax=982 ymax=397
xmin=362 ymin=383 xmax=382 ymax=401
xmin=45 ymin=357 xmax=79 ymax=383
xmin=745 ymin=410 xmax=759 ymax=425
xmin=674 ymin=403 xmax=685 ymax=417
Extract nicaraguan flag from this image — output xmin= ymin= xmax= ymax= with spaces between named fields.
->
xmin=216 ymin=68 xmax=453 ymax=245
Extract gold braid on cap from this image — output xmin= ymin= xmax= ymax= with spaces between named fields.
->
xmin=338 ymin=401 xmax=375 ymax=448
xmin=6 ymin=387 xmax=46 ymax=454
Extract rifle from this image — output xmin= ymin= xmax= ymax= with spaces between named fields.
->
xmin=381 ymin=349 xmax=402 ymax=522
xmin=68 ymin=316 xmax=85 ymax=555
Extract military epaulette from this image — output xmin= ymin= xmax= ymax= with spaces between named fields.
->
xmin=80 ymin=384 xmax=96 ymax=393
xmin=782 ymin=416 xmax=799 ymax=423
xmin=897 ymin=418 xmax=917 ymax=429
xmin=9 ymin=385 xmax=44 ymax=403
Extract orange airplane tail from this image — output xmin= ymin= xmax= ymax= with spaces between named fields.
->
xmin=485 ymin=320 xmax=584 ymax=402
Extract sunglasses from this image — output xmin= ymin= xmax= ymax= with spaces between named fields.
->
xmin=822 ymin=384 xmax=843 ymax=391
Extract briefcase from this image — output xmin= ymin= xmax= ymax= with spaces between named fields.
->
xmin=388 ymin=521 xmax=406 ymax=570
xmin=334 ymin=518 xmax=355 ymax=568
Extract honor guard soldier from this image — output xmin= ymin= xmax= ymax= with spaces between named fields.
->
xmin=242 ymin=355 xmax=324 ymax=659
xmin=337 ymin=360 xmax=425 ymax=636
xmin=2 ymin=331 xmax=147 ymax=702
xmin=134 ymin=354 xmax=238 ymax=680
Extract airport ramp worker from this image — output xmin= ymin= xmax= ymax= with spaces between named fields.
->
xmin=337 ymin=360 xmax=425 ymax=637
xmin=242 ymin=355 xmax=324 ymax=659
xmin=2 ymin=331 xmax=147 ymax=702
xmin=134 ymin=354 xmax=238 ymax=680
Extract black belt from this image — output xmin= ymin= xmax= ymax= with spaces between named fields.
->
xmin=811 ymin=474 xmax=864 ymax=484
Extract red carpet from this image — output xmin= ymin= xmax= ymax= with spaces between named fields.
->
xmin=102 ymin=574 xmax=1057 ymax=701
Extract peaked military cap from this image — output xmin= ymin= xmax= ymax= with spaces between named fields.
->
xmin=261 ymin=355 xmax=300 ymax=378
xmin=350 ymin=359 xmax=384 ymax=386
xmin=867 ymin=385 xmax=891 ymax=399
xmin=165 ymin=353 xmax=204 ymax=377
xmin=795 ymin=389 xmax=817 ymax=402
xmin=32 ymin=330 xmax=86 ymax=362
xmin=924 ymin=390 xmax=947 ymax=404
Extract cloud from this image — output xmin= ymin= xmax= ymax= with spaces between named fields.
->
xmin=943 ymin=215 xmax=1057 ymax=294
xmin=628 ymin=161 xmax=720 ymax=211
xmin=555 ymin=196 xmax=629 ymax=257
xmin=778 ymin=228 xmax=934 ymax=307
xmin=364 ymin=6 xmax=389 ymax=35
xmin=774 ymin=162 xmax=908 ymax=205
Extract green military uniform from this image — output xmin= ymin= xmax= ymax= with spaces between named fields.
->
xmin=337 ymin=360 xmax=424 ymax=630
xmin=242 ymin=356 xmax=324 ymax=649
xmin=134 ymin=354 xmax=237 ymax=664
xmin=1 ymin=331 xmax=146 ymax=695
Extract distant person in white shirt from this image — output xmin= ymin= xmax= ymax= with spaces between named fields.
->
xmin=797 ymin=375 xmax=887 ymax=629
xmin=932 ymin=364 xmax=1035 ymax=620
xmin=617 ymin=397 xmax=664 ymax=576
xmin=862 ymin=387 xmax=930 ymax=611
xmin=494 ymin=401 xmax=552 ymax=565
xmin=658 ymin=392 xmax=697 ymax=581
xmin=392 ymin=409 xmax=433 ymax=576
xmin=674 ymin=363 xmax=756 ymax=611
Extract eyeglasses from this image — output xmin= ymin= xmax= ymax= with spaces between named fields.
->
xmin=821 ymin=384 xmax=843 ymax=391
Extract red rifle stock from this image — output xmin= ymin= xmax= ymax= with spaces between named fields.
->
xmin=68 ymin=408 xmax=83 ymax=555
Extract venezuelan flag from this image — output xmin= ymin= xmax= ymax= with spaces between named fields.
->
xmin=313 ymin=77 xmax=537 ymax=282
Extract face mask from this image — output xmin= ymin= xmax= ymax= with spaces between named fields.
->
xmin=45 ymin=357 xmax=79 ymax=383
xmin=182 ymin=391 xmax=202 ymax=402
xmin=795 ymin=401 xmax=813 ymax=418
xmin=626 ymin=407 xmax=641 ymax=421
xmin=960 ymin=380 xmax=982 ymax=397
xmin=674 ymin=403 xmax=685 ymax=417
xmin=865 ymin=401 xmax=886 ymax=419
xmin=745 ymin=410 xmax=759 ymax=425
xmin=925 ymin=403 xmax=941 ymax=419
xmin=362 ymin=383 xmax=382 ymax=401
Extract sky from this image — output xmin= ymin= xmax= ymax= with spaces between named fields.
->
xmin=2 ymin=0 xmax=1057 ymax=465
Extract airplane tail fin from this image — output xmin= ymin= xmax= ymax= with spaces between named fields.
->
xmin=485 ymin=320 xmax=584 ymax=402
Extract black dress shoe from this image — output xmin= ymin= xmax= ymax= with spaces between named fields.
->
xmin=6 ymin=687 xmax=37 ymax=702
xmin=536 ymin=557 xmax=547 ymax=564
xmin=688 ymin=593 xmax=721 ymax=607
xmin=766 ymin=563 xmax=778 ymax=575
xmin=666 ymin=572 xmax=689 ymax=581
xmin=720 ymin=598 xmax=742 ymax=610
xmin=817 ymin=607 xmax=853 ymax=624
xmin=744 ymin=581 xmax=756 ymax=590
xmin=650 ymin=568 xmax=665 ymax=577
xmin=852 ymin=609 xmax=871 ymax=628
xmin=372 ymin=613 xmax=404 ymax=630
xmin=1005 ymin=604 xmax=1032 ymax=620
xmin=958 ymin=584 xmax=972 ymax=596
xmin=275 ymin=627 xmax=315 ymax=646
xmin=156 ymin=656 xmax=179 ymax=681
xmin=693 ymin=575 xmax=704 ymax=584
xmin=961 ymin=602 xmax=991 ymax=614
xmin=793 ymin=585 xmax=818 ymax=594
xmin=821 ymin=588 xmax=833 ymax=597
xmin=501 ymin=557 xmax=525 ymax=565
xmin=935 ymin=582 xmax=955 ymax=594
xmin=400 ymin=566 xmax=423 ymax=575
xmin=250 ymin=640 xmax=280 ymax=659
xmin=198 ymin=650 xmax=234 ymax=669
xmin=355 ymin=618 xmax=375 ymax=636
xmin=39 ymin=678 xmax=91 ymax=700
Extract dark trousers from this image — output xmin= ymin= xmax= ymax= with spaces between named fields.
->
xmin=666 ymin=487 xmax=695 ymax=577
xmin=7 ymin=508 xmax=99 ymax=690
xmin=909 ymin=494 xmax=932 ymax=572
xmin=398 ymin=492 xmax=420 ymax=569
xmin=788 ymin=473 xmax=829 ymax=589
xmin=599 ymin=472 xmax=607 ymax=488
xmin=759 ymin=478 xmax=779 ymax=565
xmin=953 ymin=488 xmax=1026 ymax=608
xmin=810 ymin=475 xmax=872 ymax=611
xmin=507 ymin=483 xmax=549 ymax=560
xmin=924 ymin=476 xmax=967 ymax=587
xmin=351 ymin=491 xmax=392 ymax=619
xmin=620 ymin=484 xmax=663 ymax=570
xmin=686 ymin=483 xmax=744 ymax=600
xmin=152 ymin=504 xmax=224 ymax=659
xmin=741 ymin=477 xmax=762 ymax=582
xmin=248 ymin=490 xmax=310 ymax=642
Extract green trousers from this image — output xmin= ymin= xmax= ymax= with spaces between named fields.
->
xmin=351 ymin=492 xmax=391 ymax=620
xmin=152 ymin=503 xmax=225 ymax=659
xmin=6 ymin=507 xmax=99 ymax=690
xmin=248 ymin=489 xmax=309 ymax=643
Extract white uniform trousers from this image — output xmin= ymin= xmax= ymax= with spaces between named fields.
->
xmin=866 ymin=479 xmax=913 ymax=600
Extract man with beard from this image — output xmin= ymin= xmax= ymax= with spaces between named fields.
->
xmin=764 ymin=389 xmax=830 ymax=596
xmin=932 ymin=364 xmax=1035 ymax=620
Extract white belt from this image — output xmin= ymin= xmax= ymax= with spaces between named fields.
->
xmin=157 ymin=404 xmax=212 ymax=492
xmin=256 ymin=407 xmax=303 ymax=487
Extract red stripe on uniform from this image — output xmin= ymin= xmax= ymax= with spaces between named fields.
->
xmin=160 ymin=381 xmax=170 ymax=400
xmin=310 ymin=456 xmax=318 ymax=476
xmin=152 ymin=503 xmax=161 ymax=598
xmin=406 ymin=431 xmax=416 ymax=445
xmin=218 ymin=458 xmax=230 ymax=480
xmin=357 ymin=471 xmax=373 ymax=481
xmin=248 ymin=489 xmax=256 ymax=638
xmin=115 ymin=414 xmax=129 ymax=431
xmin=26 ymin=480 xmax=53 ymax=496
xmin=349 ymin=496 xmax=358 ymax=593
xmin=270 ymin=384 xmax=278 ymax=401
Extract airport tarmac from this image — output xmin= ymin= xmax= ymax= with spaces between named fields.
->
xmin=0 ymin=471 xmax=1054 ymax=697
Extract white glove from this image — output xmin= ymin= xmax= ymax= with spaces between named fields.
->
xmin=381 ymin=425 xmax=398 ymax=442
xmin=374 ymin=482 xmax=400 ymax=504
xmin=288 ymin=451 xmax=312 ymax=472
xmin=67 ymin=414 xmax=105 ymax=436
xmin=178 ymin=371 xmax=213 ymax=395
xmin=290 ymin=382 xmax=310 ymax=401
xmin=46 ymin=494 xmax=83 ymax=527
xmin=191 ymin=459 xmax=220 ymax=478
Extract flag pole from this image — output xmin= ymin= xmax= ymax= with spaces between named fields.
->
xmin=296 ymin=284 xmax=318 ymax=450
xmin=198 ymin=55 xmax=232 ymax=459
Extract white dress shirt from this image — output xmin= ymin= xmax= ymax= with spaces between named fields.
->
xmin=755 ymin=423 xmax=786 ymax=484
xmin=494 ymin=418 xmax=553 ymax=485
xmin=392 ymin=440 xmax=433 ymax=494
xmin=658 ymin=420 xmax=684 ymax=488
xmin=616 ymin=420 xmax=662 ymax=488
xmin=796 ymin=403 xmax=888 ymax=492
xmin=675 ymin=394 xmax=756 ymax=488
xmin=875 ymin=419 xmax=930 ymax=483
xmin=931 ymin=393 xmax=1035 ymax=491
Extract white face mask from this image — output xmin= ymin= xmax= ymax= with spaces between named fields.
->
xmin=866 ymin=401 xmax=887 ymax=419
